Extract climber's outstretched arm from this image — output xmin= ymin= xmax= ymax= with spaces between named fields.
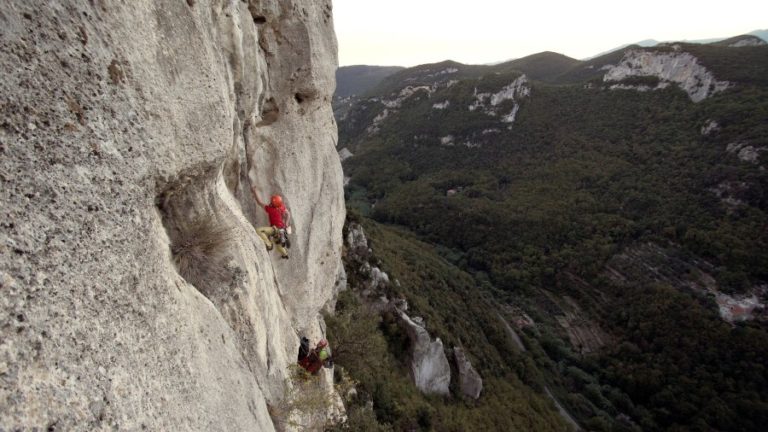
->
xmin=250 ymin=186 xmax=266 ymax=207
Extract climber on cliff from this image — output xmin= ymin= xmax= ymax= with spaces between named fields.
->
xmin=298 ymin=338 xmax=333 ymax=375
xmin=251 ymin=186 xmax=291 ymax=259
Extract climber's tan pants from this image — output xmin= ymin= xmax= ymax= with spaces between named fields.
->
xmin=256 ymin=226 xmax=288 ymax=257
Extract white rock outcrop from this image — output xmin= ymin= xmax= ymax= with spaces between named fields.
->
xmin=489 ymin=76 xmax=531 ymax=106
xmin=367 ymin=78 xmax=463 ymax=135
xmin=701 ymin=119 xmax=720 ymax=136
xmin=433 ymin=100 xmax=450 ymax=110
xmin=396 ymin=310 xmax=451 ymax=396
xmin=717 ymin=292 xmax=765 ymax=322
xmin=346 ymin=222 xmax=370 ymax=257
xmin=369 ymin=267 xmax=390 ymax=290
xmin=727 ymin=142 xmax=764 ymax=163
xmin=1 ymin=1 xmax=343 ymax=430
xmin=339 ymin=147 xmax=354 ymax=162
xmin=603 ymin=49 xmax=730 ymax=102
xmin=382 ymin=85 xmax=435 ymax=109
xmin=469 ymin=75 xmax=529 ymax=124
xmin=440 ymin=135 xmax=455 ymax=146
xmin=366 ymin=108 xmax=390 ymax=134
xmin=453 ymin=347 xmax=483 ymax=399
xmin=730 ymin=37 xmax=766 ymax=47
xmin=424 ymin=67 xmax=459 ymax=78
xmin=608 ymin=82 xmax=671 ymax=92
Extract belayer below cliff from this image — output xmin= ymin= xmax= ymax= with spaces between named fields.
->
xmin=298 ymin=337 xmax=333 ymax=374
xmin=251 ymin=186 xmax=291 ymax=259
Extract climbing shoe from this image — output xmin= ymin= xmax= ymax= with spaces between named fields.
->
xmin=281 ymin=254 xmax=289 ymax=260
xmin=266 ymin=243 xmax=273 ymax=251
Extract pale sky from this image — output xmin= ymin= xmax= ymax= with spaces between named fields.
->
xmin=332 ymin=0 xmax=767 ymax=67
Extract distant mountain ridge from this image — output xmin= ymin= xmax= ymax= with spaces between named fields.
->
xmin=336 ymin=30 xmax=768 ymax=76
xmin=336 ymin=33 xmax=768 ymax=99
xmin=494 ymin=51 xmax=580 ymax=82
xmin=587 ymin=29 xmax=768 ymax=59
xmin=334 ymin=65 xmax=404 ymax=98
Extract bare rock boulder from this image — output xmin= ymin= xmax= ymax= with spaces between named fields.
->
xmin=454 ymin=347 xmax=483 ymax=400
xmin=396 ymin=310 xmax=451 ymax=396
xmin=346 ymin=222 xmax=370 ymax=258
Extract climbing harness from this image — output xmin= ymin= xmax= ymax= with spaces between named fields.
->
xmin=272 ymin=227 xmax=290 ymax=249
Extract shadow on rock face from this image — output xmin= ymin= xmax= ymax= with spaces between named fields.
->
xmin=155 ymin=161 xmax=241 ymax=300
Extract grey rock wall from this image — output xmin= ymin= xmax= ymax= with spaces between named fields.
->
xmin=603 ymin=49 xmax=730 ymax=102
xmin=0 ymin=1 xmax=342 ymax=430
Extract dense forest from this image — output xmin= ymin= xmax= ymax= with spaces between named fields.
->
xmin=332 ymin=41 xmax=768 ymax=431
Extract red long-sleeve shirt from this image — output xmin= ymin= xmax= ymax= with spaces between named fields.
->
xmin=264 ymin=204 xmax=288 ymax=228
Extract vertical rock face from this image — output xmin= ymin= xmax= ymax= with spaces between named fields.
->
xmin=396 ymin=310 xmax=451 ymax=396
xmin=453 ymin=347 xmax=482 ymax=400
xmin=0 ymin=1 xmax=342 ymax=430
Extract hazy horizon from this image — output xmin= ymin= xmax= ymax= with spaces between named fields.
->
xmin=333 ymin=0 xmax=767 ymax=67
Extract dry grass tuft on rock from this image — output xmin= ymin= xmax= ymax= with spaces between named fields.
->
xmin=171 ymin=216 xmax=233 ymax=292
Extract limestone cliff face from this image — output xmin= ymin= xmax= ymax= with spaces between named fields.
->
xmin=469 ymin=75 xmax=530 ymax=124
xmin=0 ymin=1 xmax=343 ymax=430
xmin=729 ymin=36 xmax=766 ymax=47
xmin=603 ymin=48 xmax=730 ymax=102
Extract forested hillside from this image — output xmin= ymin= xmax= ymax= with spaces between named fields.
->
xmin=328 ymin=215 xmax=574 ymax=431
xmin=334 ymin=38 xmax=768 ymax=431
